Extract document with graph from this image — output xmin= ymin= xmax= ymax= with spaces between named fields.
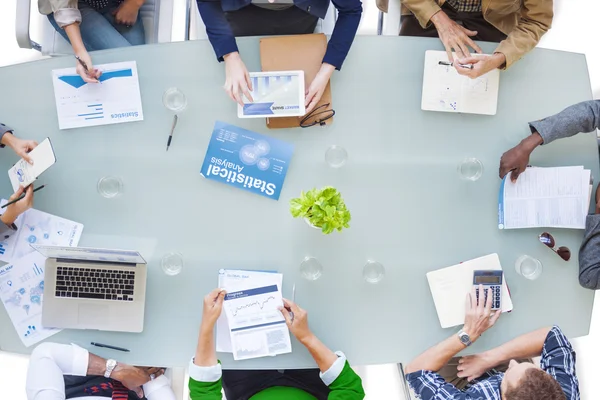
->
xmin=51 ymin=61 xmax=144 ymax=129
xmin=421 ymin=50 xmax=500 ymax=115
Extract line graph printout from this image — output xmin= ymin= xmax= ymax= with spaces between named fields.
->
xmin=51 ymin=61 xmax=143 ymax=129
xmin=224 ymin=284 xmax=291 ymax=360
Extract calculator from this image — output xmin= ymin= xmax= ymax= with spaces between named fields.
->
xmin=473 ymin=270 xmax=503 ymax=310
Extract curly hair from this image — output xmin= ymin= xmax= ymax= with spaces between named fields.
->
xmin=504 ymin=368 xmax=566 ymax=400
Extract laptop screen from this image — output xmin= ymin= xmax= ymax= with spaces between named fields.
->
xmin=31 ymin=245 xmax=146 ymax=264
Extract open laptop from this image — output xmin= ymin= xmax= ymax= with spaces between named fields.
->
xmin=33 ymin=245 xmax=147 ymax=333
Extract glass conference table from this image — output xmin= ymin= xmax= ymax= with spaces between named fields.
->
xmin=0 ymin=37 xmax=597 ymax=369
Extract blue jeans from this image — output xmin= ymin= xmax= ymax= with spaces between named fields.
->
xmin=47 ymin=1 xmax=145 ymax=51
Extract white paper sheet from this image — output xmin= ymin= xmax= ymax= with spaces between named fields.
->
xmin=51 ymin=61 xmax=143 ymax=130
xmin=0 ymin=251 xmax=61 ymax=346
xmin=421 ymin=50 xmax=500 ymax=115
xmin=426 ymin=254 xmax=513 ymax=329
xmin=499 ymin=166 xmax=591 ymax=229
xmin=224 ymin=284 xmax=291 ymax=360
xmin=0 ymin=202 xmax=84 ymax=263
xmin=216 ymin=269 xmax=284 ymax=355
xmin=8 ymin=138 xmax=56 ymax=191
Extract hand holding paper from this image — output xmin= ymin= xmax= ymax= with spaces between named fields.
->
xmin=1 ymin=134 xmax=38 ymax=164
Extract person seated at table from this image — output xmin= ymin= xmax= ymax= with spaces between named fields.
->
xmin=26 ymin=342 xmax=176 ymax=399
xmin=376 ymin=0 xmax=553 ymax=79
xmin=189 ymin=288 xmax=365 ymax=399
xmin=405 ymin=285 xmax=580 ymax=400
xmin=196 ymin=0 xmax=362 ymax=113
xmin=39 ymin=0 xmax=147 ymax=83
xmin=500 ymin=100 xmax=600 ymax=290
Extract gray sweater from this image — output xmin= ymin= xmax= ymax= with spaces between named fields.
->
xmin=535 ymin=100 xmax=600 ymax=289
xmin=529 ymin=100 xmax=600 ymax=145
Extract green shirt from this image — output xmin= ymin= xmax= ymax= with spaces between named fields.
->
xmin=188 ymin=359 xmax=365 ymax=399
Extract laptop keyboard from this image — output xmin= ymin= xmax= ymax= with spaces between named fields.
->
xmin=55 ymin=266 xmax=135 ymax=301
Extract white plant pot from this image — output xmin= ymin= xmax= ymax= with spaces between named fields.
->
xmin=304 ymin=218 xmax=321 ymax=230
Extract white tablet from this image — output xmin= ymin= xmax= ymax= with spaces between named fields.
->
xmin=237 ymin=71 xmax=305 ymax=119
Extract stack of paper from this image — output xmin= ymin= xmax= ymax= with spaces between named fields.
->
xmin=426 ymin=254 xmax=513 ymax=329
xmin=217 ymin=269 xmax=292 ymax=360
xmin=0 ymin=204 xmax=83 ymax=346
xmin=499 ymin=166 xmax=592 ymax=229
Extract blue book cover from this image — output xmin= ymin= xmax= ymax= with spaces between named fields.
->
xmin=200 ymin=121 xmax=294 ymax=200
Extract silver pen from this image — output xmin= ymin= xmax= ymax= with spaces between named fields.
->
xmin=166 ymin=115 xmax=178 ymax=151
xmin=438 ymin=60 xmax=474 ymax=70
xmin=290 ymin=283 xmax=296 ymax=323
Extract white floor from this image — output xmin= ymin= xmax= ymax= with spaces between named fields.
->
xmin=1 ymin=1 xmax=600 ymax=399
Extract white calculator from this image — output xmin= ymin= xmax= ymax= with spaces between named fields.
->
xmin=473 ymin=270 xmax=502 ymax=310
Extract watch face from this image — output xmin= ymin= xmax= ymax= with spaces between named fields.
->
xmin=459 ymin=333 xmax=470 ymax=344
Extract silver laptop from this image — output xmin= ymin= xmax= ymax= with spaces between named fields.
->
xmin=33 ymin=245 xmax=147 ymax=333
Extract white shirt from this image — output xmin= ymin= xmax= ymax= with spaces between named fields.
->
xmin=26 ymin=343 xmax=177 ymax=400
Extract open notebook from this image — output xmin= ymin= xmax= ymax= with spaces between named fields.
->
xmin=426 ymin=253 xmax=513 ymax=329
xmin=421 ymin=50 xmax=500 ymax=115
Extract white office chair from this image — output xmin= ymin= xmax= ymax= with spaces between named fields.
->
xmin=15 ymin=0 xmax=174 ymax=56
xmin=188 ymin=0 xmax=338 ymax=41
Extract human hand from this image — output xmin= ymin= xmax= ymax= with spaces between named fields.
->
xmin=113 ymin=0 xmax=141 ymax=26
xmin=112 ymin=364 xmax=151 ymax=398
xmin=457 ymin=352 xmax=496 ymax=382
xmin=431 ymin=11 xmax=482 ymax=61
xmin=1 ymin=186 xmax=34 ymax=226
xmin=201 ymin=288 xmax=226 ymax=330
xmin=462 ymin=285 xmax=501 ymax=342
xmin=75 ymin=52 xmax=102 ymax=83
xmin=305 ymin=63 xmax=334 ymax=114
xmin=454 ymin=53 xmax=505 ymax=79
xmin=223 ymin=52 xmax=253 ymax=106
xmin=280 ymin=298 xmax=313 ymax=344
xmin=2 ymin=135 xmax=37 ymax=164
xmin=499 ymin=133 xmax=543 ymax=181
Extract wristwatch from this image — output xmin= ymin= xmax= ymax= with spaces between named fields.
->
xmin=457 ymin=329 xmax=472 ymax=347
xmin=104 ymin=359 xmax=117 ymax=378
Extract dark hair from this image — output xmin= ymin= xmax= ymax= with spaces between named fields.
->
xmin=505 ymin=368 xmax=566 ymax=400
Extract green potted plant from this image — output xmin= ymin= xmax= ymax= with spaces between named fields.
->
xmin=289 ymin=186 xmax=351 ymax=234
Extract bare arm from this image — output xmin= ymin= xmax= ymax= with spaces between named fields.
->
xmin=300 ymin=334 xmax=339 ymax=373
xmin=193 ymin=289 xmax=225 ymax=367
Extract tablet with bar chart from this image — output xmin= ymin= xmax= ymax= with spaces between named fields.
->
xmin=51 ymin=61 xmax=144 ymax=129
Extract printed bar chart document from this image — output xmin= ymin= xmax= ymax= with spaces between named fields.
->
xmin=498 ymin=166 xmax=591 ymax=229
xmin=8 ymin=138 xmax=56 ymax=191
xmin=238 ymin=71 xmax=305 ymax=118
xmin=51 ymin=61 xmax=143 ymax=129
xmin=426 ymin=254 xmax=513 ymax=329
xmin=421 ymin=50 xmax=500 ymax=115
xmin=216 ymin=269 xmax=282 ymax=353
xmin=0 ymin=252 xmax=62 ymax=346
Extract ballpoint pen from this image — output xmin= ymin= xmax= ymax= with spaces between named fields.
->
xmin=75 ymin=56 xmax=100 ymax=82
xmin=166 ymin=115 xmax=178 ymax=151
xmin=90 ymin=342 xmax=130 ymax=352
xmin=2 ymin=185 xmax=45 ymax=208
xmin=438 ymin=61 xmax=474 ymax=70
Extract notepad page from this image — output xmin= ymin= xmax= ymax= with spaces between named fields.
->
xmin=426 ymin=254 xmax=513 ymax=329
xmin=421 ymin=50 xmax=499 ymax=115
xmin=500 ymin=166 xmax=590 ymax=229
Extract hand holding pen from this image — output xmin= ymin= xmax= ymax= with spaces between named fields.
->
xmin=75 ymin=54 xmax=102 ymax=83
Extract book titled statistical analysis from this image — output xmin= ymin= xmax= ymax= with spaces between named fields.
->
xmin=200 ymin=121 xmax=294 ymax=200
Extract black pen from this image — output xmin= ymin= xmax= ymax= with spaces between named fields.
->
xmin=438 ymin=60 xmax=474 ymax=70
xmin=2 ymin=185 xmax=45 ymax=209
xmin=166 ymin=115 xmax=178 ymax=151
xmin=75 ymin=56 xmax=100 ymax=83
xmin=91 ymin=342 xmax=130 ymax=352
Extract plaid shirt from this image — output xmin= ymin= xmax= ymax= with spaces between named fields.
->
xmin=407 ymin=326 xmax=580 ymax=400
xmin=445 ymin=0 xmax=482 ymax=13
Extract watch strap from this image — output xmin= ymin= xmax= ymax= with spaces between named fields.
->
xmin=458 ymin=329 xmax=472 ymax=347
xmin=104 ymin=359 xmax=117 ymax=378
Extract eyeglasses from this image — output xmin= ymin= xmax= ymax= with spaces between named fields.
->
xmin=539 ymin=232 xmax=571 ymax=261
xmin=300 ymin=103 xmax=335 ymax=128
